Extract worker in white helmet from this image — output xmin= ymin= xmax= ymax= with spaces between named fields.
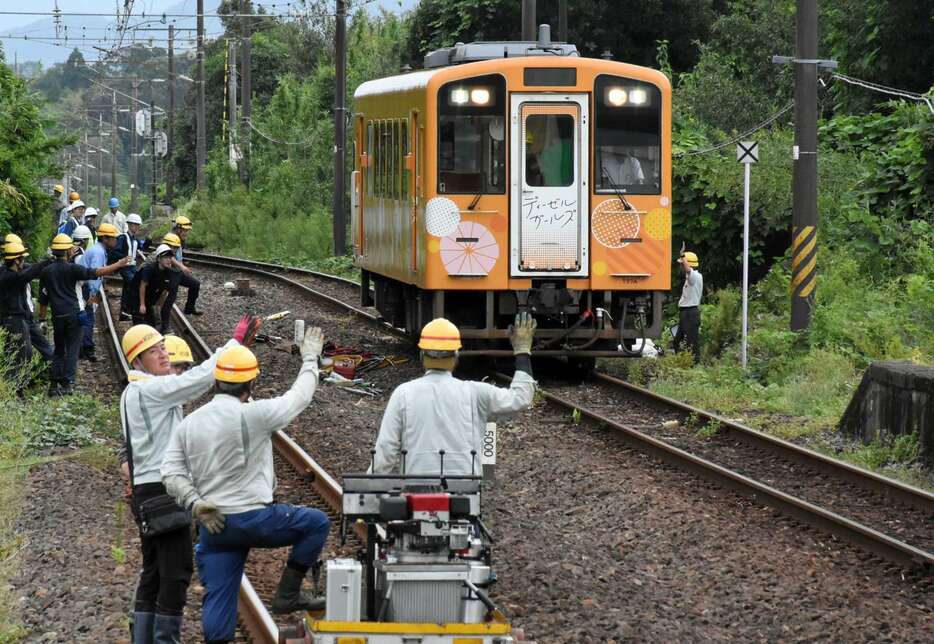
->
xmin=58 ymin=200 xmax=85 ymax=237
xmin=111 ymin=212 xmax=143 ymax=319
xmin=371 ymin=314 xmax=537 ymax=475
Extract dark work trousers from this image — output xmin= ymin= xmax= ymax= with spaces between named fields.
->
xmin=675 ymin=306 xmax=701 ymax=364
xmin=2 ymin=315 xmax=33 ymax=390
xmin=79 ymin=305 xmax=95 ymax=350
xmin=132 ymin=483 xmax=193 ymax=616
xmin=27 ymin=317 xmax=53 ymax=361
xmin=119 ymin=265 xmax=136 ymax=314
xmin=170 ymin=271 xmax=200 ymax=313
xmin=51 ymin=312 xmax=83 ymax=387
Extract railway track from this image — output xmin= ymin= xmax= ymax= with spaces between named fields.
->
xmin=98 ymin=281 xmax=351 ymax=644
xmin=186 ymin=251 xmax=934 ymax=575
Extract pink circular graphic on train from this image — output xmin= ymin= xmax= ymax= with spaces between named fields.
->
xmin=439 ymin=221 xmax=499 ymax=276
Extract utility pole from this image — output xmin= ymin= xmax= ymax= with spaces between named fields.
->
xmin=151 ymin=95 xmax=157 ymax=213
xmin=131 ymin=80 xmax=140 ymax=212
xmin=522 ymin=0 xmax=536 ymax=40
xmin=82 ymin=130 xmax=89 ymax=192
xmin=196 ymin=0 xmax=206 ymax=190
xmin=790 ymin=0 xmax=818 ymax=331
xmin=558 ymin=0 xmax=567 ymax=42
xmin=241 ymin=2 xmax=252 ymax=186
xmin=167 ymin=23 xmax=175 ymax=205
xmin=111 ymin=91 xmax=117 ymax=197
xmin=227 ymin=39 xmax=238 ymax=168
xmin=97 ymin=133 xmax=103 ymax=209
xmin=333 ymin=0 xmax=347 ymax=255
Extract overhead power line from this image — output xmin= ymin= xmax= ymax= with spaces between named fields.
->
xmin=674 ymin=102 xmax=795 ymax=158
xmin=831 ymin=72 xmax=934 ymax=114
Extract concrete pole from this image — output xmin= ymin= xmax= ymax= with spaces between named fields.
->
xmin=111 ymin=92 xmax=117 ymax=197
xmin=130 ymin=81 xmax=140 ymax=212
xmin=790 ymin=0 xmax=819 ymax=331
xmin=151 ymin=96 xmax=157 ymax=213
xmin=196 ymin=0 xmax=206 ymax=191
xmin=522 ymin=0 xmax=536 ymax=40
xmin=332 ymin=0 xmax=347 ymax=255
xmin=167 ymin=24 xmax=175 ymax=205
xmin=240 ymin=3 xmax=252 ymax=186
xmin=227 ymin=39 xmax=238 ymax=167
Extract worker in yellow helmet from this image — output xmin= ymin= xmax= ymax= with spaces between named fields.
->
xmin=1 ymin=238 xmax=54 ymax=392
xmin=164 ymin=335 xmax=194 ymax=374
xmin=74 ymin=222 xmax=121 ymax=363
xmin=38 ymin=234 xmax=131 ymax=395
xmin=162 ymin=326 xmax=328 ymax=641
xmin=51 ymin=184 xmax=67 ymax=226
xmin=120 ymin=314 xmax=262 ymax=643
xmin=674 ymin=250 xmax=703 ymax=363
xmin=165 ymin=215 xmax=201 ymax=316
xmin=371 ymin=314 xmax=537 ymax=475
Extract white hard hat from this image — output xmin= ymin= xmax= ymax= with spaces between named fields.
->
xmin=84 ymin=207 xmax=98 ymax=218
xmin=126 ymin=213 xmax=143 ymax=225
xmin=72 ymin=225 xmax=92 ymax=240
xmin=67 ymin=200 xmax=85 ymax=211
xmin=155 ymin=244 xmax=174 ymax=257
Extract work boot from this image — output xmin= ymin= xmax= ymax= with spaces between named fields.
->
xmin=270 ymin=566 xmax=325 ymax=614
xmin=184 ymin=308 xmax=203 ymax=316
xmin=131 ymin=611 xmax=155 ymax=644
xmin=152 ymin=613 xmax=182 ymax=644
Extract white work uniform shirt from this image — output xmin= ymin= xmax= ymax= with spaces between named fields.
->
xmin=102 ymin=210 xmax=128 ymax=234
xmin=121 ymin=339 xmax=237 ymax=485
xmin=162 ymin=360 xmax=319 ymax=514
xmin=372 ymin=369 xmax=536 ymax=475
xmin=678 ymin=269 xmax=703 ymax=308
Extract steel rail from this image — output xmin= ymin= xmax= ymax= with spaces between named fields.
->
xmin=185 ymin=250 xmax=361 ymax=288
xmin=592 ymin=371 xmax=934 ymax=513
xmin=513 ymin=376 xmax=934 ymax=571
xmin=183 ymin=254 xmax=408 ymax=341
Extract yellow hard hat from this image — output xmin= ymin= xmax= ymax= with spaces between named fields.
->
xmin=680 ymin=251 xmax=699 ymax=267
xmin=50 ymin=233 xmax=74 ymax=250
xmin=162 ymin=232 xmax=182 ymax=248
xmin=4 ymin=233 xmax=23 ymax=245
xmin=96 ymin=222 xmax=119 ymax=238
xmin=69 ymin=191 xmax=80 ymax=202
xmin=164 ymin=335 xmax=193 ymax=364
xmin=173 ymin=215 xmax=192 ymax=230
xmin=215 ymin=345 xmax=260 ymax=383
xmin=122 ymin=324 xmax=164 ymax=364
xmin=418 ymin=318 xmax=462 ymax=351
xmin=53 ymin=184 xmax=65 ymax=193
xmin=3 ymin=242 xmax=28 ymax=260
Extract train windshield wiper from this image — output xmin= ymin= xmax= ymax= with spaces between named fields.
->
xmin=601 ymin=165 xmax=634 ymax=211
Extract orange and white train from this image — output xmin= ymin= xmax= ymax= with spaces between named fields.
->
xmin=352 ymin=32 xmax=672 ymax=364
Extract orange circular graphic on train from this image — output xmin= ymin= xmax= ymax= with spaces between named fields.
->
xmin=591 ymin=199 xmax=641 ymax=249
xmin=643 ymin=208 xmax=671 ymax=241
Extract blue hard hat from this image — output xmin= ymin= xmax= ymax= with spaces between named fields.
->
xmin=109 ymin=197 xmax=120 ymax=208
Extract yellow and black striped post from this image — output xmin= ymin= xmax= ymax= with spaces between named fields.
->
xmin=791 ymin=224 xmax=817 ymax=308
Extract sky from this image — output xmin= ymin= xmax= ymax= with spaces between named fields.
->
xmin=0 ymin=0 xmax=417 ymax=65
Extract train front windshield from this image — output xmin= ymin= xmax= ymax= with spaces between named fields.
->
xmin=594 ymin=75 xmax=662 ymax=195
xmin=438 ymin=75 xmax=507 ymax=195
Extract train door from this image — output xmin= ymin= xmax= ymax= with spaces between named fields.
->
xmin=352 ymin=116 xmax=367 ymax=259
xmin=509 ymin=93 xmax=589 ymax=277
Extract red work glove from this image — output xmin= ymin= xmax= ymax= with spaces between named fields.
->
xmin=233 ymin=314 xmax=263 ymax=347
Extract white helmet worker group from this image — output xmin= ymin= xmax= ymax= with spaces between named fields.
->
xmin=117 ymin=307 xmax=537 ymax=643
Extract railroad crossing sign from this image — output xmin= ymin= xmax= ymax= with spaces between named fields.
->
xmin=736 ymin=140 xmax=759 ymax=164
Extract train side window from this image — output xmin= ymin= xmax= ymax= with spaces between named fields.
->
xmin=438 ymin=74 xmax=506 ymax=195
xmin=366 ymin=121 xmax=376 ymax=195
xmin=374 ymin=121 xmax=381 ymax=198
xmin=401 ymin=119 xmax=409 ymax=200
xmin=393 ymin=120 xmax=400 ymax=200
xmin=594 ymin=75 xmax=662 ymax=195
xmin=380 ymin=120 xmax=388 ymax=198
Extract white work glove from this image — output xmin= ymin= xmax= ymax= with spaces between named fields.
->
xmin=192 ymin=500 xmax=226 ymax=534
xmin=300 ymin=326 xmax=325 ymax=362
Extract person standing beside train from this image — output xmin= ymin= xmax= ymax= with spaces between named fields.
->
xmin=673 ymin=251 xmax=703 ymax=364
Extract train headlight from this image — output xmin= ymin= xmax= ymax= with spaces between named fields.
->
xmin=629 ymin=88 xmax=648 ymax=105
xmin=470 ymin=88 xmax=491 ymax=105
xmin=606 ymin=86 xmax=628 ymax=106
xmin=450 ymin=87 xmax=470 ymax=105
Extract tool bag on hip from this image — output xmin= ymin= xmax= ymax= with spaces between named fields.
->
xmin=121 ymin=388 xmax=191 ymax=537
